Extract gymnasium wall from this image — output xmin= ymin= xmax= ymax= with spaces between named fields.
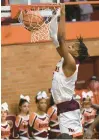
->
xmin=2 ymin=40 xmax=99 ymax=114
xmin=2 ymin=42 xmax=60 ymax=114
xmin=76 ymin=57 xmax=99 ymax=89
xmin=2 ymin=22 xmax=99 ymax=45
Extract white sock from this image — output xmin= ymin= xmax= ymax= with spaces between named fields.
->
xmin=49 ymin=9 xmax=60 ymax=48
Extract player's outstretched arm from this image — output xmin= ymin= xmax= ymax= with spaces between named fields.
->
xmin=57 ymin=4 xmax=76 ymax=73
xmin=49 ymin=4 xmax=76 ymax=75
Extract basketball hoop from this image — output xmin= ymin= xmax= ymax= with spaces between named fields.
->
xmin=18 ymin=5 xmax=60 ymax=43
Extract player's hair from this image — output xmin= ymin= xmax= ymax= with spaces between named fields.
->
xmin=19 ymin=99 xmax=29 ymax=113
xmin=77 ymin=36 xmax=88 ymax=63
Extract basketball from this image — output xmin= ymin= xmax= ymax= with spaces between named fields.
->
xmin=22 ymin=10 xmax=44 ymax=31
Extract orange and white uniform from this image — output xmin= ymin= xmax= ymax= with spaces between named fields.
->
xmin=1 ymin=121 xmax=11 ymax=139
xmin=81 ymin=108 xmax=96 ymax=130
xmin=81 ymin=90 xmax=99 ymax=105
xmin=15 ymin=114 xmax=29 ymax=139
xmin=47 ymin=105 xmax=60 ymax=139
xmin=29 ymin=112 xmax=49 ymax=140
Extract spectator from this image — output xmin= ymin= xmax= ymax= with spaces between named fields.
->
xmin=81 ymin=76 xmax=99 ymax=105
xmin=88 ymin=76 xmax=99 ymax=104
xmin=79 ymin=0 xmax=93 ymax=21
xmin=65 ymin=0 xmax=81 ymax=22
xmin=88 ymin=76 xmax=99 ymax=91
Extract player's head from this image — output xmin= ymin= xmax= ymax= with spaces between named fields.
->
xmin=35 ymin=91 xmax=48 ymax=112
xmin=68 ymin=37 xmax=88 ymax=63
xmin=19 ymin=96 xmax=30 ymax=114
xmin=1 ymin=102 xmax=9 ymax=122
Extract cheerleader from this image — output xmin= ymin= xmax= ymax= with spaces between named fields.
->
xmin=14 ymin=94 xmax=30 ymax=140
xmin=1 ymin=102 xmax=11 ymax=139
xmin=81 ymin=92 xmax=96 ymax=132
xmin=47 ymin=94 xmax=60 ymax=139
xmin=29 ymin=91 xmax=49 ymax=140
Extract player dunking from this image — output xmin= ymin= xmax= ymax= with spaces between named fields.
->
xmin=49 ymin=4 xmax=89 ymax=138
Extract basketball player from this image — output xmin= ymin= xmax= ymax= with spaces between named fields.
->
xmin=49 ymin=4 xmax=89 ymax=138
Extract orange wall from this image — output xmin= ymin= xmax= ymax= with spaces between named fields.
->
xmin=2 ymin=21 xmax=99 ymax=45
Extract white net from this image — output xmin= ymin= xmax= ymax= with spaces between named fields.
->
xmin=18 ymin=7 xmax=60 ymax=43
xmin=31 ymin=22 xmax=50 ymax=42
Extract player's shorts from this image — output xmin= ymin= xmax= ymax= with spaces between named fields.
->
xmin=57 ymin=99 xmax=83 ymax=137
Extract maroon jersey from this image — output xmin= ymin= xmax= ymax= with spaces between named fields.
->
xmin=15 ymin=114 xmax=29 ymax=139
